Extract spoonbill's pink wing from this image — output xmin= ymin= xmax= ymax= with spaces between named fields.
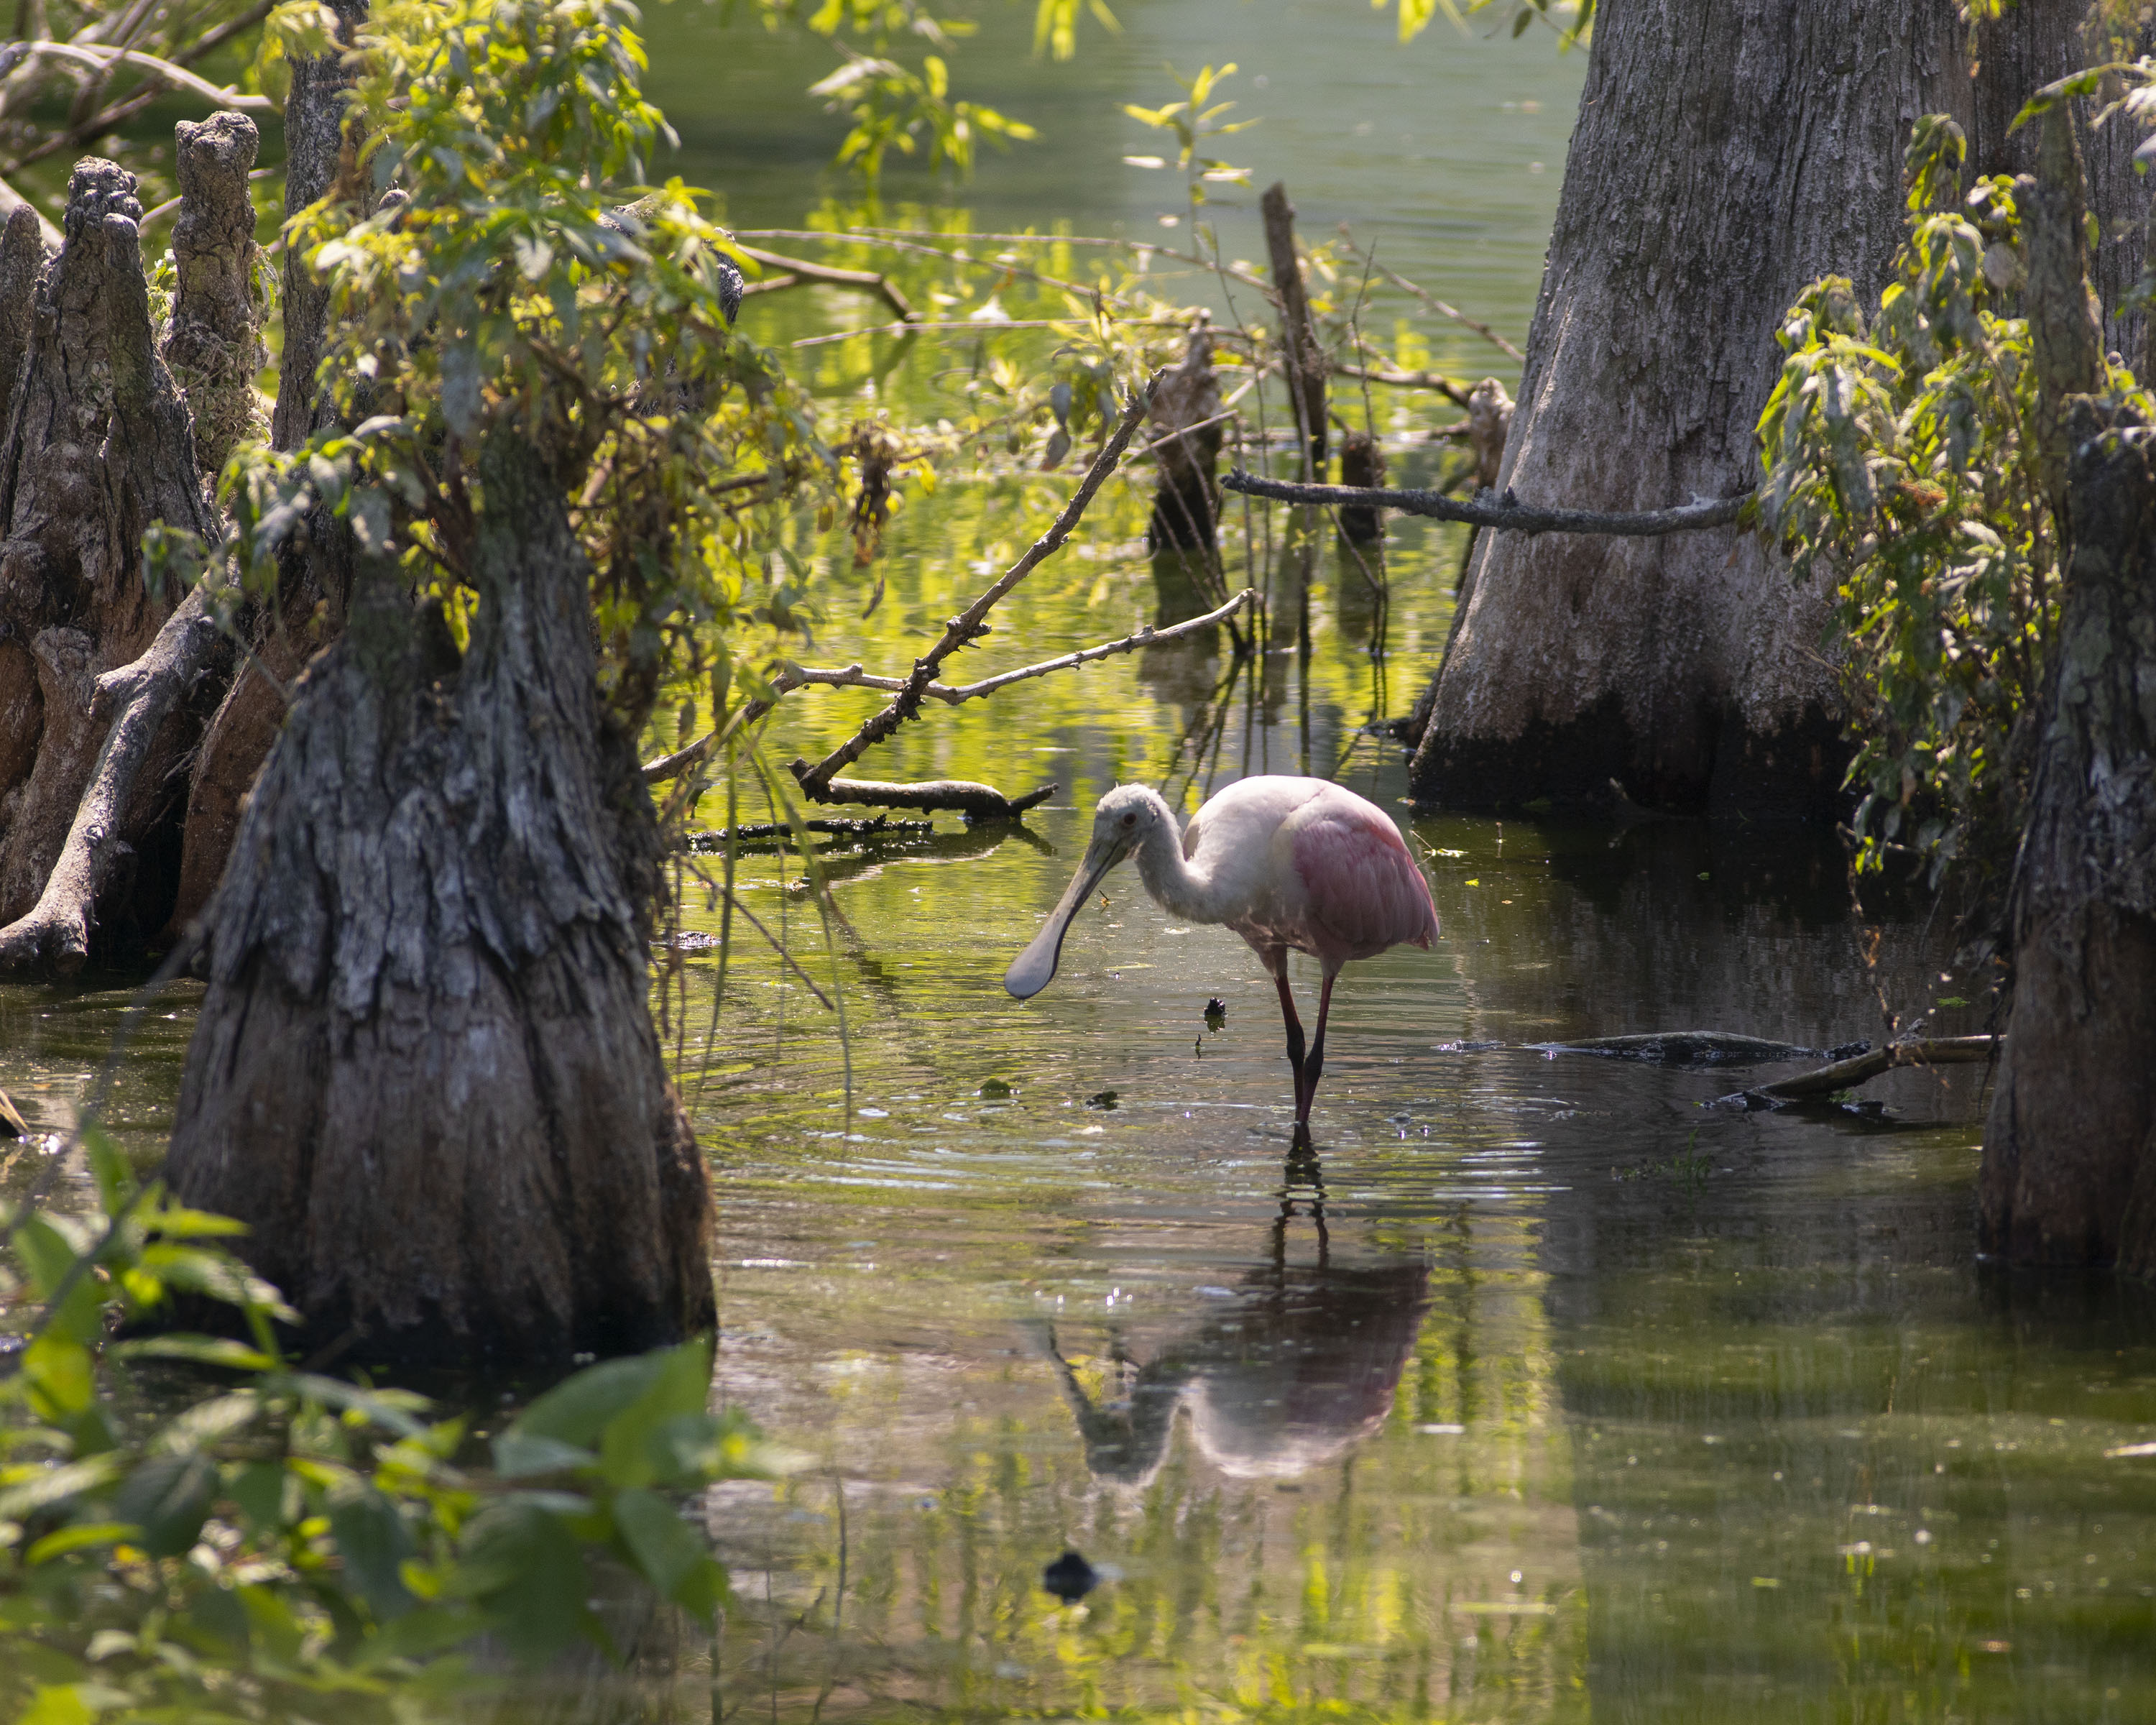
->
xmin=1291 ymin=801 xmax=1439 ymax=960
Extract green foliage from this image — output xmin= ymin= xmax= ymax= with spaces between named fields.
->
xmin=1394 ymin=0 xmax=1594 ymax=50
xmin=172 ymin=0 xmax=841 ymax=730
xmin=0 ymin=1139 xmax=785 ymax=1723
xmin=744 ymin=0 xmax=1046 ymax=183
xmin=1756 ymin=115 xmax=2090 ymax=884
xmin=1121 ymin=61 xmax=1256 ymax=233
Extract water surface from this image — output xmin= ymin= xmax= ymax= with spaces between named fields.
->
xmin=7 ymin=10 xmax=2156 ymax=1723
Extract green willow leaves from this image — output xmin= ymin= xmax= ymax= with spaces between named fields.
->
xmin=1758 ymin=115 xmax=2074 ymax=886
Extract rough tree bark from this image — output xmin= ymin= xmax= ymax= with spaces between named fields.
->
xmin=0 ymin=157 xmax=222 ymax=967
xmin=1146 ymin=326 xmax=1221 ymax=552
xmin=1406 ymin=0 xmax=2118 ymax=820
xmin=1976 ymin=401 xmax=2156 ymax=1268
xmin=1261 ymin=183 xmax=1327 ymax=482
xmin=1978 ymin=110 xmax=2156 ymax=1273
xmin=169 ymin=4 xmax=367 ymax=934
xmin=166 ymin=436 xmax=715 ymax=1366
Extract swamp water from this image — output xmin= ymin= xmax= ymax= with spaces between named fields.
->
xmin=5 ymin=6 xmax=2156 ymax=1721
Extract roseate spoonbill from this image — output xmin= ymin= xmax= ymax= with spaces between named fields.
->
xmin=1004 ymin=776 xmax=1439 ymax=1127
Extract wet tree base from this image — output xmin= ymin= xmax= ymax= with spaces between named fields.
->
xmin=1404 ymin=689 xmax=1852 ymax=822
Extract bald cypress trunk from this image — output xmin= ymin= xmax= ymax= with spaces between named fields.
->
xmin=1406 ymin=0 xmax=2112 ymax=819
xmin=1976 ymin=400 xmax=2156 ymax=1268
xmin=0 ymin=158 xmax=223 ymax=965
xmin=1977 ymin=111 xmax=2156 ymax=1271
xmin=166 ymin=435 xmax=715 ymax=1366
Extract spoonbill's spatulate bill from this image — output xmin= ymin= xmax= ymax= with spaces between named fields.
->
xmin=1005 ymin=776 xmax=1439 ymax=1127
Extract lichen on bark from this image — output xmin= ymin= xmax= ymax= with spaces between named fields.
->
xmin=161 ymin=111 xmax=267 ymax=484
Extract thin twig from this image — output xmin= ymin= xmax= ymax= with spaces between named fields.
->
xmin=797 ymin=372 xmax=1163 ymax=791
xmin=774 ymin=588 xmax=1254 ymax=709
xmin=1224 ymin=470 xmax=1755 ymax=536
xmin=677 ymin=873 xmax=834 ymax=1011
xmin=742 ymin=225 xmax=1275 ymax=294
xmin=1336 ymin=229 xmax=1526 ymax=363
xmin=734 ymin=244 xmax=917 ymax=323
xmin=1330 ymin=360 xmax=1473 ymax=408
xmin=9 ymin=40 xmax=274 ymax=111
xmin=792 ymin=316 xmax=1188 ymax=349
xmin=733 ymin=229 xmax=1135 ymax=310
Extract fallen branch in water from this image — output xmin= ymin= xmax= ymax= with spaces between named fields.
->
xmin=734 ymin=245 xmax=918 ymax=323
xmin=686 ymin=815 xmax=931 ymax=848
xmin=650 ymin=379 xmax=1171 ymax=818
xmin=1738 ymin=1034 xmax=2003 ymax=1103
xmin=1223 ymin=469 xmax=1753 ymax=536
xmin=788 ymin=773 xmax=1057 ymax=820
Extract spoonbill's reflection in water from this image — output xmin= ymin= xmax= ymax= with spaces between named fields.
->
xmin=1005 ymin=777 xmax=1439 ymax=1133
xmin=1037 ymin=1195 xmax=1430 ymax=1486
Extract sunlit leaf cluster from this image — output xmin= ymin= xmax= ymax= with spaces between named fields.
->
xmin=1756 ymin=114 xmax=2093 ymax=883
xmin=1390 ymin=0 xmax=1593 ymax=50
xmin=1 ymin=1141 xmax=785 ymax=1723
xmin=215 ymin=0 xmax=842 ymax=727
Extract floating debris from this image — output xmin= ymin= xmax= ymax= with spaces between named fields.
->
xmin=1042 ymin=1550 xmax=1098 ymax=1604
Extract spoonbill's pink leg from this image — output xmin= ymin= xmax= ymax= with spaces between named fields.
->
xmin=1297 ymin=972 xmax=1338 ymax=1126
xmin=1273 ymin=967 xmax=1309 ymax=1119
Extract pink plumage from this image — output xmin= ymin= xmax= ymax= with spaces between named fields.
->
xmin=1005 ymin=774 xmax=1441 ymax=1132
xmin=1284 ymin=788 xmax=1440 ymax=966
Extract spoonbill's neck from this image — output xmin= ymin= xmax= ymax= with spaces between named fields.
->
xmin=1128 ymin=790 xmax=1216 ymax=924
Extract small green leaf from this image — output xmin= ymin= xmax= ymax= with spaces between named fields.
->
xmin=113 ymin=1453 xmax=218 ymax=1558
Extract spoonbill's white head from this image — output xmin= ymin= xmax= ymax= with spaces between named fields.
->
xmin=1004 ymin=785 xmax=1170 ymax=999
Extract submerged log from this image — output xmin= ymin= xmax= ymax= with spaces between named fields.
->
xmin=789 ymin=765 xmax=1055 ymax=821
xmin=1739 ymin=1035 xmax=2000 ymax=1103
xmin=167 ymin=436 xmax=715 ymax=1366
xmin=1531 ymin=1031 xmax=1870 ymax=1066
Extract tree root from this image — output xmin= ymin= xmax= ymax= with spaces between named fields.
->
xmin=0 ymin=589 xmax=220 ymax=974
xmin=1733 ymin=1035 xmax=2002 ymax=1105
